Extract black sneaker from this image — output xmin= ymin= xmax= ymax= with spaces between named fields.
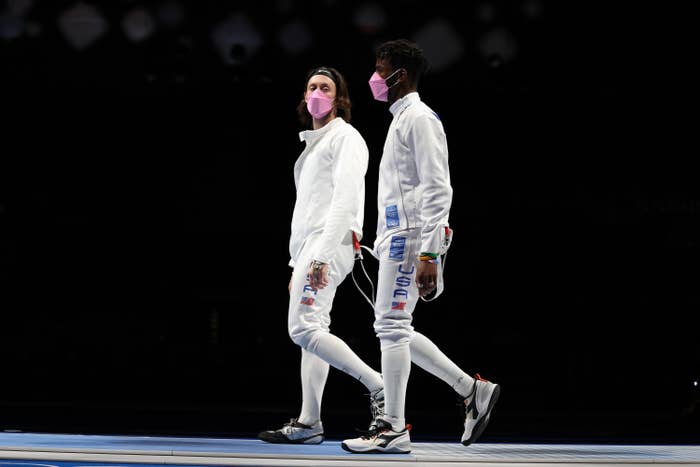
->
xmin=258 ymin=418 xmax=324 ymax=444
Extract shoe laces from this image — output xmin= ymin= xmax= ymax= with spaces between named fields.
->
xmin=458 ymin=374 xmax=488 ymax=420
xmin=356 ymin=418 xmax=391 ymax=440
xmin=281 ymin=418 xmax=309 ymax=433
xmin=368 ymin=389 xmax=385 ymax=420
xmin=365 ymin=389 xmax=385 ymax=432
xmin=357 ymin=420 xmax=412 ymax=440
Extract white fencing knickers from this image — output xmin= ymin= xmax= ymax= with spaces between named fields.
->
xmin=373 ymin=229 xmax=421 ymax=349
xmin=288 ymin=231 xmax=355 ymax=351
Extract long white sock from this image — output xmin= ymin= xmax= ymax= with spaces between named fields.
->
xmin=298 ymin=348 xmax=329 ymax=426
xmin=410 ymin=332 xmax=475 ymax=398
xmin=307 ymin=332 xmax=384 ymax=392
xmin=381 ymin=341 xmax=410 ymax=431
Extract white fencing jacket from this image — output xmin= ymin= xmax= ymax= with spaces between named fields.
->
xmin=289 ymin=117 xmax=369 ymax=268
xmin=374 ymin=92 xmax=453 ymax=256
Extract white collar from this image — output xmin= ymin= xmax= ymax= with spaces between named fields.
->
xmin=389 ymin=92 xmax=420 ymax=116
xmin=299 ymin=117 xmax=343 ymax=142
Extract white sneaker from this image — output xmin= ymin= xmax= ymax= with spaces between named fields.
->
xmin=258 ymin=418 xmax=324 ymax=444
xmin=461 ymin=374 xmax=500 ymax=446
xmin=342 ymin=419 xmax=411 ymax=454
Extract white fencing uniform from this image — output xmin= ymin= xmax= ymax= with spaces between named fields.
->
xmin=372 ymin=92 xmax=475 ymax=431
xmin=289 ymin=117 xmax=366 ymax=268
xmin=286 ymin=116 xmax=383 ymax=426
xmin=373 ymin=92 xmax=452 ymax=344
xmin=288 ymin=117 xmax=367 ymax=346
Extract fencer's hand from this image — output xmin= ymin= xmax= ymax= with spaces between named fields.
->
xmin=416 ymin=261 xmax=438 ymax=297
xmin=308 ymin=262 xmax=330 ymax=290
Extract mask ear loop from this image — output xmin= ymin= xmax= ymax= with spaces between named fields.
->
xmin=385 ymin=68 xmax=404 ymax=89
xmin=350 ymin=232 xmax=377 ymax=310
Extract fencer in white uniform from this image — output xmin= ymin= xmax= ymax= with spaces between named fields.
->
xmin=259 ymin=67 xmax=385 ymax=445
xmin=343 ymin=40 xmax=500 ymax=454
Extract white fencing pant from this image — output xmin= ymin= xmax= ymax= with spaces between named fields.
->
xmin=373 ymin=230 xmax=420 ymax=347
xmin=373 ymin=229 xmax=474 ymax=429
xmin=288 ymin=232 xmax=355 ymax=349
xmin=288 ymin=232 xmax=383 ymax=424
xmin=372 ymin=230 xmax=418 ymax=428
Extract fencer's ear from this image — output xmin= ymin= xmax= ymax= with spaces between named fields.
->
xmin=396 ymin=68 xmax=408 ymax=85
xmin=386 ymin=69 xmax=403 ymax=87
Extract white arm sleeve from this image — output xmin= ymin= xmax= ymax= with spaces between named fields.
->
xmin=410 ymin=114 xmax=453 ymax=254
xmin=313 ymin=130 xmax=368 ymax=264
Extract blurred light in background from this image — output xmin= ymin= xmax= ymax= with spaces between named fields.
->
xmin=122 ymin=6 xmax=156 ymax=44
xmin=477 ymin=26 xmax=518 ymax=67
xmin=273 ymin=0 xmax=294 ymax=15
xmin=353 ymin=2 xmax=386 ymax=35
xmin=0 ymin=11 xmax=24 ymax=40
xmin=155 ymin=0 xmax=185 ymax=29
xmin=7 ymin=0 xmax=33 ymax=15
xmin=475 ymin=1 xmax=497 ymax=24
xmin=277 ymin=19 xmax=312 ymax=56
xmin=57 ymin=2 xmax=108 ymax=51
xmin=413 ymin=18 xmax=465 ymax=72
xmin=522 ymin=0 xmax=544 ymax=21
xmin=1 ymin=1 xmax=547 ymax=84
xmin=210 ymin=12 xmax=263 ymax=66
xmin=0 ymin=0 xmax=33 ymax=39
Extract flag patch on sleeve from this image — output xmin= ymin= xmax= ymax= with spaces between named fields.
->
xmin=385 ymin=205 xmax=400 ymax=229
xmin=389 ymin=235 xmax=406 ymax=261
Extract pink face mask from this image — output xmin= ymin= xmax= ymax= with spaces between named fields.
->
xmin=368 ymin=69 xmax=401 ymax=102
xmin=306 ymin=89 xmax=334 ymax=119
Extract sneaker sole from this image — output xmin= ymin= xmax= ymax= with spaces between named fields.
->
xmin=258 ymin=433 xmax=324 ymax=444
xmin=462 ymin=384 xmax=500 ymax=446
xmin=341 ymin=442 xmax=410 ymax=454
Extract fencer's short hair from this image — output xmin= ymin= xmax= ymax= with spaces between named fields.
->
xmin=376 ymin=39 xmax=429 ymax=85
xmin=297 ymin=66 xmax=352 ymax=128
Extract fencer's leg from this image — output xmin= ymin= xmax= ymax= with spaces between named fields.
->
xmin=373 ymin=235 xmax=419 ymax=431
xmin=380 ymin=341 xmax=410 ymax=431
xmin=298 ymin=348 xmax=329 ymax=426
xmin=288 ymin=243 xmax=383 ymax=393
xmin=410 ymin=332 xmax=475 ymax=398
xmin=303 ymin=333 xmax=383 ymax=392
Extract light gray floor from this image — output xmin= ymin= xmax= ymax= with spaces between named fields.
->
xmin=1 ymin=432 xmax=699 ymax=466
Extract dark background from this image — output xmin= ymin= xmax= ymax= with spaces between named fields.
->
xmin=1 ymin=0 xmax=698 ymax=444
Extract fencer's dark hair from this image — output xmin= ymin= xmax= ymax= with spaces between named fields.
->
xmin=376 ymin=39 xmax=429 ymax=85
xmin=297 ymin=66 xmax=352 ymax=127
